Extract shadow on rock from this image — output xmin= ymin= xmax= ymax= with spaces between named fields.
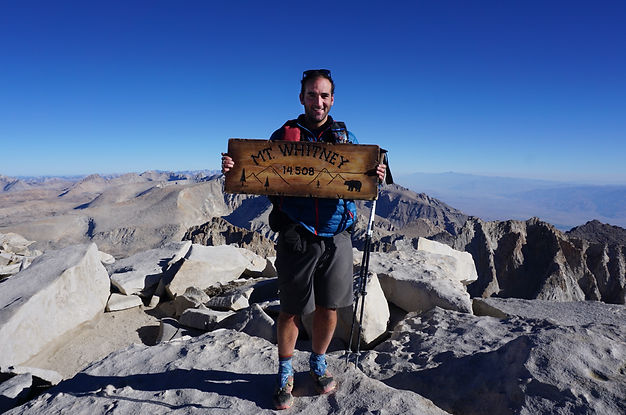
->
xmin=382 ymin=336 xmax=535 ymax=415
xmin=53 ymin=368 xmax=276 ymax=410
xmin=136 ymin=324 xmax=161 ymax=346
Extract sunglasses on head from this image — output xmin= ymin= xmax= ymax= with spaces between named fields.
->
xmin=303 ymin=69 xmax=331 ymax=79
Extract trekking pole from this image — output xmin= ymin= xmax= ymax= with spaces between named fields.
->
xmin=345 ymin=197 xmax=377 ymax=368
xmin=354 ymin=198 xmax=376 ymax=368
xmin=345 ymin=152 xmax=388 ymax=369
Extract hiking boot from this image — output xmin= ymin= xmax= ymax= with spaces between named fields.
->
xmin=310 ymin=369 xmax=337 ymax=394
xmin=272 ymin=375 xmax=294 ymax=410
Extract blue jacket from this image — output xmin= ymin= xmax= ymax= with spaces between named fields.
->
xmin=270 ymin=115 xmax=357 ymax=237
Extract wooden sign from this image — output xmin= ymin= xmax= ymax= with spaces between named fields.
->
xmin=224 ymin=139 xmax=381 ymax=200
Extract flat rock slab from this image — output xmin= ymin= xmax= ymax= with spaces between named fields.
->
xmin=0 ymin=243 xmax=110 ymax=367
xmin=0 ymin=373 xmax=32 ymax=400
xmin=0 ymin=373 xmax=32 ymax=413
xmin=206 ymin=287 xmax=253 ymax=311
xmin=108 ymin=241 xmax=191 ymax=295
xmin=106 ymin=293 xmax=143 ymax=312
xmin=7 ymin=330 xmax=449 ymax=415
xmin=368 ymin=249 xmax=472 ymax=314
xmin=166 ymin=244 xmax=267 ymax=298
xmin=1 ymin=366 xmax=63 ymax=387
xmin=179 ymin=308 xmax=234 ymax=331
xmin=215 ymin=304 xmax=275 ymax=343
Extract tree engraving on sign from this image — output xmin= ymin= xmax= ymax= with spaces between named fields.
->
xmin=224 ymin=139 xmax=381 ymax=200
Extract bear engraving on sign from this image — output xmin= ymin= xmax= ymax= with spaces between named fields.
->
xmin=344 ymin=180 xmax=362 ymax=192
xmin=224 ymin=139 xmax=380 ymax=200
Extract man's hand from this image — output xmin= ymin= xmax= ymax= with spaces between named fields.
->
xmin=376 ymin=163 xmax=386 ymax=183
xmin=221 ymin=153 xmax=234 ymax=174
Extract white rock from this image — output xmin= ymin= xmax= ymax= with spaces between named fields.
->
xmin=416 ymin=237 xmax=478 ymax=285
xmin=0 ymin=233 xmax=34 ymax=255
xmin=0 ymin=233 xmax=41 ymax=278
xmin=0 ymin=365 xmax=63 ymax=386
xmin=206 ymin=287 xmax=253 ymax=311
xmin=369 ymin=249 xmax=472 ymax=314
xmin=0 ymin=373 xmax=31 ymax=412
xmin=166 ymin=244 xmax=266 ymax=298
xmin=0 ymin=243 xmax=110 ymax=367
xmin=0 ymin=263 xmax=21 ymax=277
xmin=105 ymin=293 xmax=144 ymax=312
xmin=179 ymin=308 xmax=234 ymax=331
xmin=108 ymin=241 xmax=191 ymax=295
xmin=172 ymin=286 xmax=210 ymax=317
xmin=215 ymin=304 xmax=275 ymax=343
xmin=0 ymin=252 xmax=14 ymax=266
xmin=98 ymin=251 xmax=115 ymax=265
xmin=340 ymin=272 xmax=390 ymax=348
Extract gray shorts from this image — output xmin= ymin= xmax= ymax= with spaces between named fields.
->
xmin=275 ymin=229 xmax=354 ymax=315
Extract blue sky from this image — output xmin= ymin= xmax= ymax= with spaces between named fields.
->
xmin=1 ymin=1 xmax=625 ymax=184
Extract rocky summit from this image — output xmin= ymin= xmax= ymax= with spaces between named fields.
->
xmin=0 ymin=171 xmax=625 ymax=414
xmin=361 ymin=299 xmax=626 ymax=415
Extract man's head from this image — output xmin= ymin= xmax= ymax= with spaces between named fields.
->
xmin=300 ymin=69 xmax=335 ymax=129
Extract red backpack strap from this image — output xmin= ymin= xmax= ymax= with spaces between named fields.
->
xmin=282 ymin=125 xmax=301 ymax=141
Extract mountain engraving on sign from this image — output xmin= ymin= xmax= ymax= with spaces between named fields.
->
xmin=224 ymin=139 xmax=381 ymax=200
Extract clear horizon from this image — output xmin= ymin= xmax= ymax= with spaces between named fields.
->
xmin=5 ymin=169 xmax=626 ymax=188
xmin=1 ymin=1 xmax=625 ymax=184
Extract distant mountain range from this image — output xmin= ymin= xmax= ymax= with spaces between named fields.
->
xmin=0 ymin=171 xmax=222 ymax=193
xmin=2 ymin=170 xmax=625 ymax=305
xmin=396 ymin=172 xmax=626 ymax=230
xmin=3 ymin=170 xmax=625 ymax=234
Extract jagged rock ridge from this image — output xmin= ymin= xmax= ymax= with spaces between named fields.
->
xmin=435 ymin=217 xmax=626 ymax=304
xmin=183 ymin=217 xmax=276 ymax=257
xmin=567 ymin=219 xmax=626 ymax=245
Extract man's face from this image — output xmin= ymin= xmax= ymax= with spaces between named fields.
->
xmin=300 ymin=76 xmax=334 ymax=128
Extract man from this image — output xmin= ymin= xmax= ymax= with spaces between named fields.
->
xmin=222 ymin=69 xmax=385 ymax=410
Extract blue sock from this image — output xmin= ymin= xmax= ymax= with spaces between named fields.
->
xmin=309 ymin=352 xmax=327 ymax=376
xmin=278 ymin=356 xmax=293 ymax=387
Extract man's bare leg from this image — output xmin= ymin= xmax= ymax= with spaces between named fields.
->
xmin=277 ymin=311 xmax=299 ymax=357
xmin=310 ymin=306 xmax=338 ymax=394
xmin=312 ymin=306 xmax=337 ymax=355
